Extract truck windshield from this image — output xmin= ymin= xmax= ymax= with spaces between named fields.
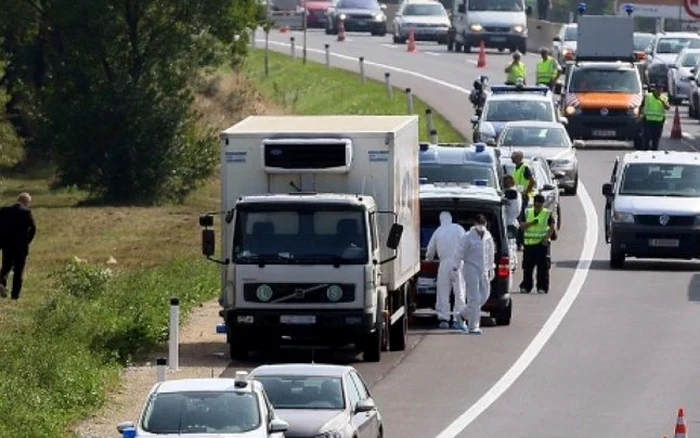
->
xmin=468 ymin=0 xmax=522 ymax=12
xmin=233 ymin=208 xmax=369 ymax=264
xmin=619 ymin=163 xmax=700 ymax=197
xmin=569 ymin=69 xmax=641 ymax=93
xmin=420 ymin=164 xmax=497 ymax=186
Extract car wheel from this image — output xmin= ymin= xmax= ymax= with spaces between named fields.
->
xmin=389 ymin=287 xmax=408 ymax=351
xmin=609 ymin=243 xmax=625 ymax=269
xmin=493 ymin=300 xmax=512 ymax=326
xmin=325 ymin=25 xmax=332 ymax=34
xmin=518 ymin=43 xmax=527 ymax=54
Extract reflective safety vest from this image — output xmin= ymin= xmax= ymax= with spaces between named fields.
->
xmin=536 ymin=57 xmax=557 ymax=84
xmin=513 ymin=163 xmax=531 ymax=192
xmin=506 ymin=62 xmax=527 ymax=83
xmin=524 ymin=207 xmax=551 ymax=245
xmin=643 ymin=92 xmax=667 ymax=122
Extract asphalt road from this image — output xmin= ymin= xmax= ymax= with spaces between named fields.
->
xmin=222 ymin=28 xmax=700 ymax=437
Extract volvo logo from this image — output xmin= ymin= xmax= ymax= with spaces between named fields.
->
xmin=659 ymin=214 xmax=670 ymax=226
xmin=600 ymin=108 xmax=609 ymax=116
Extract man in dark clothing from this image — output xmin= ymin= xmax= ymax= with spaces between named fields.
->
xmin=0 ymin=193 xmax=36 ymax=300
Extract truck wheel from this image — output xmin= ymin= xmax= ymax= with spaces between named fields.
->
xmin=389 ymin=313 xmax=407 ymax=351
xmin=493 ymin=300 xmax=512 ymax=326
xmin=363 ymin=321 xmax=382 ymax=362
xmin=609 ymin=244 xmax=625 ymax=269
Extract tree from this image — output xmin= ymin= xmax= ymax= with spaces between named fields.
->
xmin=0 ymin=0 xmax=262 ymax=203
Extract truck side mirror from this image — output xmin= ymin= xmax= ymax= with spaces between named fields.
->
xmin=386 ymin=223 xmax=404 ymax=250
xmin=602 ymin=182 xmax=613 ymax=197
xmin=202 ymin=229 xmax=215 ymax=257
xmin=457 ymin=3 xmax=466 ymax=13
xmin=200 ymin=214 xmax=214 ymax=227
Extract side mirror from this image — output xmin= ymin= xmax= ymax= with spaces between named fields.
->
xmin=573 ymin=139 xmax=585 ymax=148
xmin=202 ymin=229 xmax=215 ymax=257
xmin=542 ymin=183 xmax=556 ymax=191
xmin=269 ymin=418 xmax=289 ymax=433
xmin=602 ymin=182 xmax=613 ymax=196
xmin=553 ymin=82 xmax=563 ymax=95
xmin=486 ymin=138 xmax=496 ymax=146
xmin=552 ymin=171 xmax=565 ymax=180
xmin=117 ymin=421 xmax=135 ymax=434
xmin=199 ymin=214 xmax=214 ymax=227
xmin=386 ymin=223 xmax=404 ymax=249
xmin=380 ymin=3 xmax=387 ymax=10
xmin=553 ymin=36 xmax=561 ymax=42
xmin=470 ymin=115 xmax=480 ymax=124
xmin=457 ymin=3 xmax=466 ymax=13
xmin=526 ymin=5 xmax=532 ymax=15
xmin=355 ymin=398 xmax=377 ymax=413
xmin=559 ymin=116 xmax=568 ymax=125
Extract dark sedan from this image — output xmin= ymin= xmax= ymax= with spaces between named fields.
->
xmin=325 ymin=0 xmax=388 ymax=36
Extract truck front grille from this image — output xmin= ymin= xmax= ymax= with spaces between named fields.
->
xmin=243 ymin=283 xmax=355 ymax=303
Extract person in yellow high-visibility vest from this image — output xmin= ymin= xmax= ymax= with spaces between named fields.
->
xmin=535 ymin=48 xmax=560 ymax=89
xmin=504 ymin=51 xmax=527 ymax=85
xmin=510 ymin=151 xmax=536 ymax=250
xmin=640 ymin=83 xmax=670 ymax=151
xmin=518 ymin=194 xmax=555 ymax=294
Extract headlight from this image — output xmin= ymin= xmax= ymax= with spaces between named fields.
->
xmin=326 ymin=285 xmax=343 ymax=302
xmin=513 ymin=25 xmax=523 ymax=33
xmin=627 ymin=106 xmax=640 ymax=116
xmin=339 ymin=13 xmax=346 ymax=20
xmin=315 ymin=431 xmax=343 ymax=438
xmin=612 ymin=211 xmax=634 ymax=223
xmin=470 ymin=24 xmax=483 ymax=32
xmin=565 ymin=105 xmax=579 ymax=115
xmin=256 ymin=284 xmax=273 ymax=302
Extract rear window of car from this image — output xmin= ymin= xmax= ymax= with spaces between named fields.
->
xmin=484 ymin=100 xmax=554 ymax=122
xmin=403 ymin=3 xmax=446 ymax=15
xmin=338 ymin=0 xmax=379 ymax=8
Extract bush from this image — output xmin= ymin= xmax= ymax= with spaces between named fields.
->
xmin=0 ymin=257 xmax=219 ymax=436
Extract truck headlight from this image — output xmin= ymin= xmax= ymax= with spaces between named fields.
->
xmin=470 ymin=24 xmax=483 ymax=32
xmin=339 ymin=13 xmax=346 ymax=20
xmin=513 ymin=25 xmax=523 ymax=33
xmin=565 ymin=105 xmax=579 ymax=115
xmin=612 ymin=211 xmax=634 ymax=223
xmin=256 ymin=284 xmax=273 ymax=302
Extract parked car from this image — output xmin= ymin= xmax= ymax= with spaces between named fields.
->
xmin=501 ymin=155 xmax=562 ymax=229
xmin=325 ymin=0 xmax=388 ymax=36
xmin=552 ymin=23 xmax=577 ymax=65
xmin=392 ymin=0 xmax=451 ymax=44
xmin=644 ymin=32 xmax=700 ymax=86
xmin=667 ymin=48 xmax=700 ymax=104
xmin=496 ymin=121 xmax=580 ymax=195
xmin=116 ymin=374 xmax=289 ymax=437
xmin=251 ymin=364 xmax=383 ymax=438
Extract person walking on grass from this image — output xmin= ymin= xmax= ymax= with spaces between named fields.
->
xmin=0 ymin=193 xmax=36 ymax=300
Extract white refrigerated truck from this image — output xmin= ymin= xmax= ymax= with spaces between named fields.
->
xmin=199 ymin=115 xmax=421 ymax=362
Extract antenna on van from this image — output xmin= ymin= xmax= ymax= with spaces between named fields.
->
xmin=289 ymin=181 xmax=302 ymax=192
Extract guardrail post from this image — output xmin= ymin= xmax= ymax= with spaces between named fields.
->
xmin=359 ymin=57 xmax=366 ymax=83
xmin=251 ymin=28 xmax=257 ymax=48
xmin=425 ymin=108 xmax=434 ymax=135
xmin=156 ymin=357 xmax=167 ymax=382
xmin=324 ymin=44 xmax=331 ymax=68
xmin=385 ymin=73 xmax=393 ymax=100
xmin=169 ymin=297 xmax=180 ymax=371
xmin=290 ymin=36 xmax=296 ymax=58
xmin=405 ymin=88 xmax=414 ymax=114
xmin=430 ymin=129 xmax=438 ymax=144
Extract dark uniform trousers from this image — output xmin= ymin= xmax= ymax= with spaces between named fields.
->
xmin=643 ymin=120 xmax=664 ymax=151
xmin=520 ymin=243 xmax=551 ymax=293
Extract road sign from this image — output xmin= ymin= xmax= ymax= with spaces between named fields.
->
xmin=685 ymin=0 xmax=700 ymax=19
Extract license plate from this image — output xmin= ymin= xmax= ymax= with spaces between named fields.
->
xmin=593 ymin=130 xmax=616 ymax=137
xmin=280 ymin=315 xmax=316 ymax=325
xmin=649 ymin=239 xmax=679 ymax=247
xmin=490 ymin=36 xmax=507 ymax=42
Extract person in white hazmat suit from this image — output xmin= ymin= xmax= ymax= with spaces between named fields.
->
xmin=456 ymin=214 xmax=495 ymax=335
xmin=425 ymin=211 xmax=468 ymax=331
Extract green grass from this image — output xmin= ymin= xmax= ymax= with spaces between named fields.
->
xmin=0 ymin=46 xmax=464 ymax=437
xmin=242 ymin=49 xmax=464 ymax=142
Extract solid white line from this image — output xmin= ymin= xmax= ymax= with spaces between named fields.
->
xmin=257 ymin=39 xmax=599 ymax=436
xmin=466 ymin=59 xmax=478 ymax=65
xmin=381 ymin=43 xmax=397 ymax=49
xmin=425 ymin=52 xmax=440 ymax=56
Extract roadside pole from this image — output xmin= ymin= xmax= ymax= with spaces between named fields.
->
xmin=303 ymin=0 xmax=308 ymax=64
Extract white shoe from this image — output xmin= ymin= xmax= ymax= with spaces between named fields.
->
xmin=468 ymin=327 xmax=483 ymax=335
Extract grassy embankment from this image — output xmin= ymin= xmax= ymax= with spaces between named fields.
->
xmin=0 ymin=48 xmax=464 ymax=437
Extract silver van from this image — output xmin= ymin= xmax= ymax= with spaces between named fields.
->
xmin=602 ymin=150 xmax=700 ymax=268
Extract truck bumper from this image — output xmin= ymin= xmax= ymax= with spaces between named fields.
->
xmin=463 ymin=32 xmax=526 ymax=49
xmin=566 ymin=115 xmax=642 ymax=141
xmin=611 ymin=223 xmax=700 ymax=258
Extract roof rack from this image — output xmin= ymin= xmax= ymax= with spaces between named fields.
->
xmin=489 ymin=85 xmax=550 ymax=96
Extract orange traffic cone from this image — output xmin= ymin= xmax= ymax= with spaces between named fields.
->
xmin=477 ymin=40 xmax=486 ymax=68
xmin=406 ymin=27 xmax=417 ymax=52
xmin=670 ymin=106 xmax=682 ymax=139
xmin=337 ymin=20 xmax=346 ymax=42
xmin=674 ymin=408 xmax=688 ymax=438
xmin=280 ymin=25 xmax=289 ymax=33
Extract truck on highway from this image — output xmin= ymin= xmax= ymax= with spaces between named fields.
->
xmin=199 ymin=115 xmax=421 ymax=362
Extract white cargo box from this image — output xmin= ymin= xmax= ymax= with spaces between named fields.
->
xmin=219 ymin=115 xmax=421 ymax=291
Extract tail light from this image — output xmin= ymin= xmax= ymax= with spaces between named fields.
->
xmin=420 ymin=260 xmax=439 ymax=277
xmin=497 ymin=256 xmax=510 ymax=278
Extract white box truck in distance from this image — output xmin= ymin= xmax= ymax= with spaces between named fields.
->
xmin=199 ymin=115 xmax=421 ymax=362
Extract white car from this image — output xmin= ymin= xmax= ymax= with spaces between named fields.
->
xmin=552 ymin=23 xmax=577 ymax=65
xmin=645 ymin=32 xmax=700 ymax=86
xmin=667 ymin=48 xmax=700 ymax=104
xmin=116 ymin=373 xmax=289 ymax=437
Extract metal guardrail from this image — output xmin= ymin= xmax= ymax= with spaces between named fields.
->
xmin=267 ymin=11 xmax=305 ymax=30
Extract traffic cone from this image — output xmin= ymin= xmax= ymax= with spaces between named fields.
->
xmin=280 ymin=25 xmax=289 ymax=33
xmin=670 ymin=106 xmax=682 ymax=139
xmin=407 ymin=27 xmax=417 ymax=53
xmin=674 ymin=408 xmax=688 ymax=438
xmin=337 ymin=20 xmax=346 ymax=42
xmin=477 ymin=40 xmax=486 ymax=68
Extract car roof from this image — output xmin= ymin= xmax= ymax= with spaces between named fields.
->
xmin=420 ymin=143 xmax=499 ymax=167
xmin=620 ymin=150 xmax=700 ymax=165
xmin=502 ymin=121 xmax=566 ymax=129
xmin=250 ymin=363 xmax=353 ymax=377
xmin=420 ymin=184 xmax=502 ymax=203
xmin=486 ymin=93 xmax=552 ymax=102
xmin=153 ymin=378 xmax=253 ymax=394
xmin=656 ymin=32 xmax=700 ymax=39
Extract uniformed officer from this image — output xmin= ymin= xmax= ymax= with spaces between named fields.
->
xmin=536 ymin=48 xmax=560 ymax=89
xmin=510 ymin=151 xmax=536 ymax=250
xmin=640 ymin=83 xmax=670 ymax=151
xmin=505 ymin=51 xmax=527 ymax=85
xmin=518 ymin=194 xmax=555 ymax=294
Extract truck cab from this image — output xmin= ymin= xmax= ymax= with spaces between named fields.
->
xmin=445 ymin=0 xmax=529 ymax=54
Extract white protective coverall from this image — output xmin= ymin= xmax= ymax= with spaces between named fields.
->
xmin=425 ymin=212 xmax=467 ymax=322
xmin=458 ymin=225 xmax=495 ymax=330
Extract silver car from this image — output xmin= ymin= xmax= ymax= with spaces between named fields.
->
xmin=501 ymin=155 xmax=562 ymax=229
xmin=251 ymin=364 xmax=382 ymax=438
xmin=392 ymin=0 xmax=450 ymax=44
xmin=645 ymin=32 xmax=700 ymax=86
xmin=497 ymin=121 xmax=580 ymax=195
xmin=552 ymin=23 xmax=577 ymax=65
xmin=667 ymin=48 xmax=700 ymax=104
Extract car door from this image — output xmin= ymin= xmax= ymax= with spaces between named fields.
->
xmin=604 ymin=157 xmax=619 ymax=243
xmin=349 ymin=372 xmax=380 ymax=437
xmin=345 ymin=373 xmax=373 ymax=438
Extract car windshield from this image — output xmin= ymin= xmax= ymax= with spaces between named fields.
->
xmin=468 ymin=0 xmax=522 ymax=12
xmin=634 ymin=34 xmax=654 ymax=51
xmin=256 ymin=376 xmax=345 ymax=410
xmin=233 ymin=208 xmax=368 ymax=265
xmin=403 ymin=3 xmax=446 ymax=15
xmin=656 ymin=38 xmax=700 ymax=54
xmin=484 ymin=100 xmax=553 ymax=122
xmin=338 ymin=0 xmax=378 ymax=8
xmin=420 ymin=164 xmax=497 ymax=186
xmin=619 ymin=163 xmax=700 ymax=197
xmin=569 ymin=69 xmax=641 ymax=93
xmin=141 ymin=391 xmax=260 ymax=434
xmin=680 ymin=52 xmax=700 ymax=67
xmin=500 ymin=126 xmax=569 ymax=147
xmin=563 ymin=25 xmax=577 ymax=41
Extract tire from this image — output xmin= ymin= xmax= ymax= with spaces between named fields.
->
xmin=363 ymin=318 xmax=382 ymax=362
xmin=518 ymin=44 xmax=527 ymax=54
xmin=609 ymin=244 xmax=625 ymax=269
xmin=447 ymin=37 xmax=454 ymax=51
xmin=689 ymin=102 xmax=696 ymax=118
xmin=325 ymin=25 xmax=332 ymax=35
xmin=389 ymin=289 xmax=408 ymax=351
xmin=393 ymin=34 xmax=400 ymax=43
xmin=493 ymin=300 xmax=512 ymax=326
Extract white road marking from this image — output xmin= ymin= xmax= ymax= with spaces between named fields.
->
xmin=425 ymin=52 xmax=440 ymax=56
xmin=382 ymin=43 xmax=397 ymax=49
xmin=466 ymin=59 xmax=478 ymax=65
xmin=257 ymin=39 xmax=599 ymax=437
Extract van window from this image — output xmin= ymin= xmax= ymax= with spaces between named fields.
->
xmin=619 ymin=163 xmax=700 ymax=197
xmin=468 ymin=0 xmax=522 ymax=12
xmin=569 ymin=69 xmax=640 ymax=93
